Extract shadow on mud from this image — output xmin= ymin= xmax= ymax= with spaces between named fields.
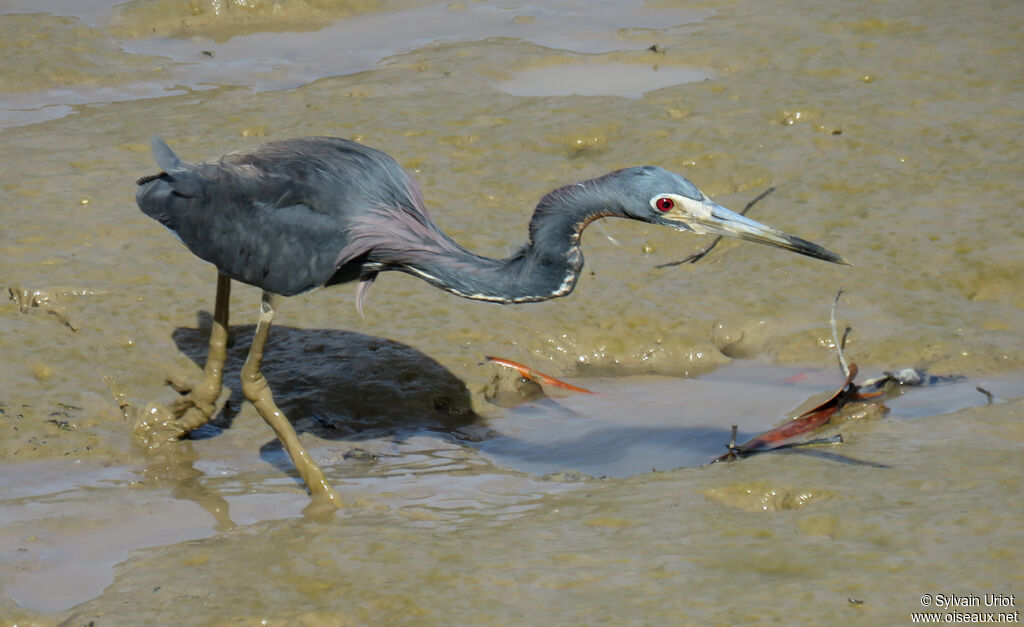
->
xmin=172 ymin=311 xmax=482 ymax=446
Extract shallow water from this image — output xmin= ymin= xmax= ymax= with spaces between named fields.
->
xmin=1 ymin=0 xmax=1022 ymax=623
xmin=2 ymin=365 xmax=1019 ymax=616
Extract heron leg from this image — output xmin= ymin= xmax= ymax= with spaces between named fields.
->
xmin=167 ymin=272 xmax=231 ymax=431
xmin=240 ymin=292 xmax=342 ymax=507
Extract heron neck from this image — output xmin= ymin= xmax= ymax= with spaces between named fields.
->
xmin=402 ymin=189 xmax=613 ymax=303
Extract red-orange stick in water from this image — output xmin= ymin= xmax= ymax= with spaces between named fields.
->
xmin=484 ymin=356 xmax=596 ymax=395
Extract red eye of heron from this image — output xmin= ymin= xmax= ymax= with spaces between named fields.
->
xmin=656 ymin=197 xmax=674 ymax=212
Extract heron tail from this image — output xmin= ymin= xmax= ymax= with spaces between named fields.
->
xmin=150 ymin=136 xmax=185 ymax=172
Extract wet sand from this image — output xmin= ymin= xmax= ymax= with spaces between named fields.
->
xmin=1 ymin=0 xmax=1022 ymax=623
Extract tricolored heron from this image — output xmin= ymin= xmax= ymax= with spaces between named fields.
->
xmin=136 ymin=136 xmax=845 ymax=506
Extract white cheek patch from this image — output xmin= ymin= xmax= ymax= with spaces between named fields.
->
xmin=652 ymin=194 xmax=714 ymax=234
xmin=680 ymin=196 xmax=713 ymax=219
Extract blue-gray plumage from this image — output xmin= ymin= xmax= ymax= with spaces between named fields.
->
xmin=134 ymin=135 xmax=846 ymax=505
xmin=137 ymin=136 xmax=845 ymax=311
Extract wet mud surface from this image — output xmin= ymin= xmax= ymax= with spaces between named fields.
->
xmin=1 ymin=0 xmax=1022 ymax=623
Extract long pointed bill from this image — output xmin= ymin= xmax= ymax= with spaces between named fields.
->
xmin=664 ymin=196 xmax=848 ymax=265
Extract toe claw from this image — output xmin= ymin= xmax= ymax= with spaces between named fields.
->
xmin=165 ymin=375 xmax=194 ymax=394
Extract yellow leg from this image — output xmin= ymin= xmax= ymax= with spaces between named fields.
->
xmin=169 ymin=273 xmax=231 ymax=430
xmin=240 ymin=292 xmax=342 ymax=508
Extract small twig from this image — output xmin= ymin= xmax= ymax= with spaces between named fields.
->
xmin=794 ymin=434 xmax=844 ymax=447
xmin=742 ymin=186 xmax=777 ymax=212
xmin=830 ymin=288 xmax=850 ymax=378
xmin=656 ymin=187 xmax=776 ymax=268
xmin=976 ymin=386 xmax=995 ymax=404
xmin=720 ymin=424 xmax=740 ymax=460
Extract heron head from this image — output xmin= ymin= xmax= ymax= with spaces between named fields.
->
xmin=614 ymin=166 xmax=847 ymax=265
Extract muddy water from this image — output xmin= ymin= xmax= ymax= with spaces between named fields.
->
xmin=1 ymin=0 xmax=1022 ymax=623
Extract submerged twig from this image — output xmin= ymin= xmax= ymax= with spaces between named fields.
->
xmin=722 ymin=424 xmax=740 ymax=460
xmin=830 ymin=288 xmax=850 ymax=378
xmin=800 ymin=434 xmax=845 ymax=446
xmin=712 ymin=290 xmax=977 ymax=465
xmin=712 ymin=364 xmax=861 ymax=462
xmin=711 ymin=291 xmax=896 ymax=464
xmin=656 ymin=187 xmax=776 ymax=268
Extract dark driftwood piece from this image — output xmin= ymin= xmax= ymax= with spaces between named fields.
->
xmin=713 ymin=364 xmax=880 ymax=462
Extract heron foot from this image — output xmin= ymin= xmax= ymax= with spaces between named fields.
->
xmin=104 ymin=375 xmax=191 ymax=450
xmin=149 ymin=272 xmax=232 ymax=434
xmin=162 ymin=373 xmax=223 ymax=431
xmin=113 ymin=369 xmax=223 ymax=449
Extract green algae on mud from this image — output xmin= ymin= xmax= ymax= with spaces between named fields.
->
xmin=1 ymin=0 xmax=1023 ymax=621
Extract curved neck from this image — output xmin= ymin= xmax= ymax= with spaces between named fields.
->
xmin=399 ymin=183 xmax=617 ymax=303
